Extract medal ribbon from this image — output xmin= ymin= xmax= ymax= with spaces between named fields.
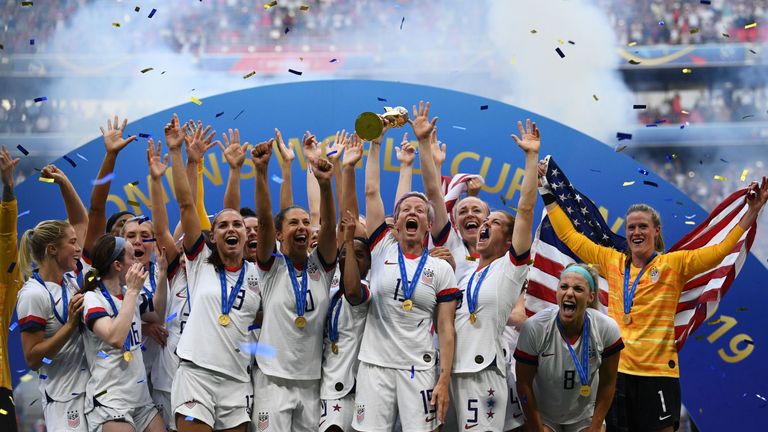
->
xmin=32 ymin=271 xmax=68 ymax=324
xmin=556 ymin=313 xmax=590 ymax=390
xmin=327 ymin=291 xmax=343 ymax=344
xmin=623 ymin=252 xmax=657 ymax=316
xmin=143 ymin=261 xmax=157 ymax=300
xmin=98 ymin=282 xmax=132 ymax=353
xmin=396 ymin=245 xmax=429 ymax=304
xmin=219 ymin=264 xmax=247 ymax=317
xmin=466 ymin=265 xmax=491 ymax=315
xmin=284 ymin=256 xmax=308 ymax=317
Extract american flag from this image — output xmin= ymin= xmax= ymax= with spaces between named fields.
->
xmin=525 ymin=157 xmax=756 ymax=350
xmin=441 ymin=173 xmax=483 ymax=222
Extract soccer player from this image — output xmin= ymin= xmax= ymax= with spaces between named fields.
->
xmin=16 ymin=164 xmax=90 ymax=432
xmin=353 ymin=101 xmax=460 ymax=432
xmin=515 ymin=264 xmax=624 ymax=432
xmin=250 ymin=132 xmax=338 ymax=431
xmin=80 ymin=235 xmax=165 ymax=432
xmin=449 ymin=119 xmax=540 ymax=432
xmin=539 ymin=158 xmax=768 ymax=431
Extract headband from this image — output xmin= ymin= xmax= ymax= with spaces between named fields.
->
xmin=561 ymin=266 xmax=596 ymax=293
xmin=108 ymin=237 xmax=126 ymax=265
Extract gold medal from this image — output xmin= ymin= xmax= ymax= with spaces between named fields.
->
xmin=469 ymin=313 xmax=477 ymax=325
xmin=331 ymin=342 xmax=339 ymax=354
xmin=580 ymin=385 xmax=591 ymax=397
xmin=402 ymin=299 xmax=413 ymax=311
xmin=623 ymin=314 xmax=631 ymax=325
xmin=295 ymin=316 xmax=307 ymax=329
xmin=123 ymin=351 xmax=133 ymax=362
xmin=218 ymin=314 xmax=231 ymax=326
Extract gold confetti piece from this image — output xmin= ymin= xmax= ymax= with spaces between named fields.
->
xmin=243 ymin=71 xmax=256 ymax=79
xmin=21 ymin=1 xmax=33 ymax=5
xmin=682 ymin=68 xmax=692 ymax=74
xmin=622 ymin=181 xmax=635 ymax=186
xmin=690 ymin=27 xmax=700 ymax=34
xmin=38 ymin=177 xmax=54 ymax=183
xmin=299 ymin=4 xmax=309 ymax=10
xmin=628 ymin=41 xmax=637 ymax=46
xmin=713 ymin=175 xmax=727 ymax=181
xmin=722 ymin=32 xmax=730 ymax=38
xmin=740 ymin=169 xmax=749 ymax=181
xmin=681 ymin=110 xmax=689 ymax=115
xmin=593 ymin=94 xmax=599 ymax=101
xmin=0 ymin=409 xmax=6 ymax=415
xmin=558 ymin=39 xmax=565 ymax=45
xmin=530 ymin=29 xmax=537 ymax=34
xmin=615 ymin=145 xmax=628 ymax=153
xmin=127 ymin=200 xmax=141 ymax=207
xmin=745 ymin=22 xmax=757 ymax=29
xmin=112 ymin=22 xmax=121 ymax=27
xmin=140 ymin=68 xmax=153 ymax=73
xmin=685 ymin=221 xmax=696 ymax=225
xmin=510 ymin=56 xmax=516 ymax=65
xmin=20 ymin=373 xmax=32 ymax=382
xmin=190 ymin=96 xmax=202 ymax=105
xmin=628 ymin=59 xmax=641 ymax=65
xmin=263 ymin=0 xmax=277 ymax=9
xmin=708 ymin=318 xmax=721 ymax=325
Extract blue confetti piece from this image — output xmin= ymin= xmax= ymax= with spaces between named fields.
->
xmin=288 ymin=69 xmax=303 ymax=76
xmin=233 ymin=109 xmax=245 ymax=120
xmin=62 ymin=155 xmax=77 ymax=167
xmin=247 ymin=323 xmax=261 ymax=331
xmin=97 ymin=351 xmax=109 ymax=359
xmin=637 ymin=168 xmax=649 ymax=175
xmin=138 ymin=133 xmax=151 ymax=138
xmin=18 ymin=210 xmax=31 ymax=217
xmin=137 ymin=379 xmax=145 ymax=384
xmin=76 ymin=153 xmax=88 ymax=161
xmin=643 ymin=180 xmax=658 ymax=187
xmin=480 ymin=105 xmax=488 ymax=110
xmin=700 ymin=0 xmax=711 ymax=4
xmin=589 ymin=169 xmax=601 ymax=173
xmin=270 ymin=174 xmax=284 ymax=184
xmin=148 ymin=8 xmax=157 ymax=18
xmin=645 ymin=124 xmax=658 ymax=128
xmin=685 ymin=214 xmax=697 ymax=219
xmin=633 ymin=104 xmax=647 ymax=109
xmin=377 ymin=97 xmax=387 ymax=102
xmin=680 ymin=124 xmax=686 ymax=129
xmin=329 ymin=58 xmax=338 ymax=63
xmin=284 ymin=27 xmax=290 ymax=34
xmin=30 ymin=39 xmax=35 ymax=45
xmin=34 ymin=97 xmax=47 ymax=103
xmin=410 ymin=365 xmax=415 ymax=379
xmin=239 ymin=342 xmax=276 ymax=357
xmin=400 ymin=17 xmax=405 ymax=30
xmin=16 ymin=144 xmax=29 ymax=155
xmin=39 ymin=374 xmax=47 ymax=380
xmin=42 ymin=357 xmax=52 ymax=365
xmin=616 ymin=132 xmax=632 ymax=141
xmin=555 ymin=47 xmax=565 ymax=58
xmin=140 ymin=344 xmax=147 ymax=352
xmin=659 ymin=20 xmax=665 ymax=26
xmin=16 ymin=369 xmax=26 ymax=374
xmin=452 ymin=125 xmax=467 ymax=131
xmin=9 ymin=322 xmax=17 ymax=331
xmin=215 ymin=112 xmax=224 ymax=118
xmin=166 ymin=312 xmax=177 ymax=322
xmin=91 ymin=173 xmax=115 ymax=185
xmin=185 ymin=416 xmax=194 ymax=422
xmin=326 ymin=150 xmax=338 ymax=157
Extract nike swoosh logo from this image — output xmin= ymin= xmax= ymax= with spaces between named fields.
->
xmin=464 ymin=424 xmax=478 ymax=429
xmin=541 ymin=353 xmax=555 ymax=357
xmin=175 ymin=291 xmax=187 ymax=299
xmin=513 ymin=412 xmax=523 ymax=418
xmin=384 ymin=260 xmax=397 ymax=265
xmin=659 ymin=414 xmax=671 ymax=421
xmin=319 ymin=420 xmax=326 ymax=427
xmin=425 ymin=416 xmax=436 ymax=423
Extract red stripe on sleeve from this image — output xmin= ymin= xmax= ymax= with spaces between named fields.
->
xmin=513 ymin=348 xmax=539 ymax=366
xmin=437 ymin=287 xmax=462 ymax=303
xmin=18 ymin=315 xmax=46 ymax=332
xmin=602 ymin=338 xmax=625 ymax=358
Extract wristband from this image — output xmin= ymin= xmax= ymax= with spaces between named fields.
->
xmin=542 ymin=192 xmax=556 ymax=205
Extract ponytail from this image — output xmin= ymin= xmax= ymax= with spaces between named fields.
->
xmin=17 ymin=220 xmax=71 ymax=279
xmin=17 ymin=229 xmax=35 ymax=279
xmin=79 ymin=235 xmax=126 ymax=293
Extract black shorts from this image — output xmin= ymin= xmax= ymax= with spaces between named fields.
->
xmin=606 ymin=372 xmax=680 ymax=432
xmin=0 ymin=387 xmax=18 ymax=432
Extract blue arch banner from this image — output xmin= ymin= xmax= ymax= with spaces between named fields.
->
xmin=9 ymin=80 xmax=766 ymax=430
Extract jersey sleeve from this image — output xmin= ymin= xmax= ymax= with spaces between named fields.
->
xmin=16 ymin=285 xmax=48 ymax=332
xmin=368 ymin=222 xmax=394 ymax=259
xmin=669 ymin=225 xmax=746 ymax=280
xmin=597 ymin=312 xmax=624 ymax=358
xmin=83 ymin=291 xmax=110 ymax=331
xmin=504 ymin=245 xmax=531 ymax=285
xmin=514 ymin=313 xmax=543 ymax=366
xmin=433 ymin=222 xmax=468 ymax=264
xmin=435 ymin=260 xmax=461 ymax=303
xmin=548 ymin=205 xmax=621 ymax=276
xmin=183 ymin=234 xmax=212 ymax=292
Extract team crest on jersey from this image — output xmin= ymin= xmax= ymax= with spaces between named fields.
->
xmin=650 ymin=267 xmax=660 ymax=283
xmin=257 ymin=412 xmax=269 ymax=430
xmin=247 ymin=275 xmax=260 ymax=292
xmin=356 ymin=404 xmax=365 ymax=423
xmin=330 ymin=274 xmax=340 ymax=289
xmin=67 ymin=410 xmax=80 ymax=428
xmin=421 ymin=268 xmax=434 ymax=285
xmin=307 ymin=262 xmax=321 ymax=281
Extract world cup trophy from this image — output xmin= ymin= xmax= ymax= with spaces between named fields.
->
xmin=354 ymin=106 xmax=410 ymax=141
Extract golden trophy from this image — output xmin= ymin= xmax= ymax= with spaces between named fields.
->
xmin=355 ymin=106 xmax=410 ymax=141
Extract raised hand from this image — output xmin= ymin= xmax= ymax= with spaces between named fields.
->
xmin=66 ymin=293 xmax=84 ymax=330
xmin=185 ymin=120 xmax=216 ymax=164
xmin=342 ymin=133 xmax=364 ymax=168
xmin=311 ymin=157 xmax=334 ymax=185
xmin=126 ymin=262 xmax=148 ymax=294
xmin=251 ymin=140 xmax=275 ymax=169
xmin=512 ymin=119 xmax=541 ymax=154
xmin=302 ymin=131 xmax=320 ymax=162
xmin=220 ymin=128 xmax=248 ymax=169
xmin=326 ymin=130 xmax=348 ymax=166
xmin=156 ymin=247 xmax=168 ymax=276
xmin=146 ymin=139 xmax=169 ymax=179
xmin=466 ymin=177 xmax=484 ymax=197
xmin=409 ymin=100 xmax=438 ymax=142
xmin=0 ymin=145 xmax=20 ymax=186
xmin=395 ymin=133 xmax=416 ymax=166
xmin=40 ymin=165 xmax=68 ymax=184
xmin=100 ymin=115 xmax=137 ymax=155
xmin=430 ymin=128 xmax=447 ymax=167
xmin=429 ymin=246 xmax=456 ymax=271
xmin=747 ymin=176 xmax=768 ymax=210
xmin=274 ymin=128 xmax=295 ymax=168
xmin=341 ymin=210 xmax=356 ymax=242
xmin=163 ymin=114 xmax=186 ymax=151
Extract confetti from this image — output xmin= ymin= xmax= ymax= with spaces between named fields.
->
xmin=138 ymin=133 xmax=151 ymax=138
xmin=135 ymin=6 xmax=140 ymax=12
xmin=95 ymin=390 xmax=107 ymax=398
xmin=166 ymin=313 xmax=177 ymax=322
xmin=682 ymin=68 xmax=693 ymax=74
xmin=700 ymin=0 xmax=711 ymax=4
xmin=76 ymin=153 xmax=88 ymax=161
xmin=637 ymin=168 xmax=649 ymax=175
xmin=685 ymin=214 xmax=697 ymax=219
xmin=39 ymin=374 xmax=47 ymax=380
xmin=97 ymin=351 xmax=109 ymax=359
xmin=270 ymin=175 xmax=284 ymax=184
xmin=499 ymin=195 xmax=507 ymax=205
xmin=21 ymin=1 xmax=33 ymax=5
xmin=741 ymin=169 xmax=749 ymax=181
xmin=185 ymin=416 xmax=194 ymax=422
xmin=140 ymin=67 xmax=153 ymax=74
xmin=555 ymin=47 xmax=565 ymax=58
xmin=300 ymin=5 xmax=310 ymax=11
xmin=42 ymin=357 xmax=52 ymax=365
xmin=16 ymin=144 xmax=29 ymax=155
xmin=645 ymin=124 xmax=658 ymax=128
xmin=713 ymin=175 xmax=727 ymax=181
xmin=745 ymin=339 xmax=755 ymax=345
xmin=633 ymin=104 xmax=646 ymax=109
xmin=530 ymin=29 xmax=537 ymax=34
xmin=452 ymin=126 xmax=467 ymax=131
xmin=400 ymin=17 xmax=405 ymax=30
xmin=233 ymin=109 xmax=245 ymax=120
xmin=628 ymin=41 xmax=637 ymax=47
xmin=326 ymin=150 xmax=338 ymax=157
xmin=91 ymin=173 xmax=115 ymax=185
xmin=248 ymin=323 xmax=261 ymax=331
xmin=411 ymin=365 xmax=415 ymax=379
xmin=592 ymin=94 xmax=599 ymax=101
xmin=742 ymin=114 xmax=755 ymax=119
xmin=615 ymin=145 xmax=628 ymax=152
xmin=568 ymin=40 xmax=575 ymax=45
xmin=628 ymin=59 xmax=641 ymax=65
xmin=62 ymin=155 xmax=77 ymax=167
xmin=589 ymin=169 xmax=601 ymax=173
xmin=215 ymin=112 xmax=224 ymax=118
xmin=690 ymin=28 xmax=700 ymax=34
xmin=329 ymin=58 xmax=338 ymax=63
xmin=20 ymin=374 xmax=32 ymax=382
xmin=665 ymin=154 xmax=677 ymax=161
xmin=18 ymin=210 xmax=30 ymax=217
xmin=745 ymin=23 xmax=757 ymax=29
xmin=129 ymin=180 xmax=140 ymax=187
xmin=0 ymin=409 xmax=6 ymax=415
xmin=720 ymin=158 xmax=729 ymax=163
xmin=30 ymin=39 xmax=35 ymax=45
xmin=239 ymin=342 xmax=277 ymax=357
xmin=38 ymin=177 xmax=54 ymax=183
xmin=112 ymin=22 xmax=120 ymax=27
xmin=622 ymin=181 xmax=635 ymax=186
xmin=749 ymin=49 xmax=757 ymax=55
xmin=190 ymin=96 xmax=202 ymax=105
xmin=722 ymin=33 xmax=730 ymax=38
xmin=243 ymin=71 xmax=256 ymax=79
xmin=616 ymin=132 xmax=632 ymax=141
xmin=658 ymin=20 xmax=665 ymax=26
xmin=148 ymin=8 xmax=157 ymax=18
xmin=288 ymin=69 xmax=303 ymax=76
xmin=9 ymin=322 xmax=17 ymax=331
xmin=263 ymin=1 xmax=277 ymax=9
xmin=34 ymin=97 xmax=47 ymax=103
xmin=480 ymin=105 xmax=488 ymax=110
xmin=643 ymin=180 xmax=658 ymax=187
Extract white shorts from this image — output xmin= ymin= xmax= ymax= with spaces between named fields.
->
xmin=172 ymin=361 xmax=252 ymax=430
xmin=352 ymin=362 xmax=438 ymax=432
xmin=504 ymin=358 xmax=525 ymax=431
xmin=541 ymin=416 xmax=593 ymax=432
xmin=43 ymin=394 xmax=87 ymax=432
xmin=86 ymin=403 xmax=158 ymax=432
xmin=152 ymin=389 xmax=174 ymax=430
xmin=451 ymin=367 xmax=507 ymax=432
xmin=251 ymin=368 xmax=320 ymax=432
xmin=319 ymin=394 xmax=354 ymax=432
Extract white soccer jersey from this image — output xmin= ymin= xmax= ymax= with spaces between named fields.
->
xmin=358 ymin=224 xmax=461 ymax=371
xmin=175 ymin=235 xmax=262 ymax=382
xmin=432 ymin=222 xmax=478 ymax=287
xmin=16 ymin=273 xmax=89 ymax=401
xmin=151 ymin=254 xmax=189 ymax=393
xmin=320 ymin=280 xmax=371 ymax=400
xmin=514 ymin=307 xmax=624 ymax=424
xmin=454 ymin=247 xmax=530 ymax=374
xmin=82 ymin=286 xmax=154 ymax=410
xmin=256 ymin=248 xmax=335 ymax=380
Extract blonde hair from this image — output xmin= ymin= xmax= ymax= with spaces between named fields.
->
xmin=626 ymin=204 xmax=665 ymax=252
xmin=18 ymin=220 xmax=72 ymax=279
xmin=563 ymin=262 xmax=601 ymax=309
